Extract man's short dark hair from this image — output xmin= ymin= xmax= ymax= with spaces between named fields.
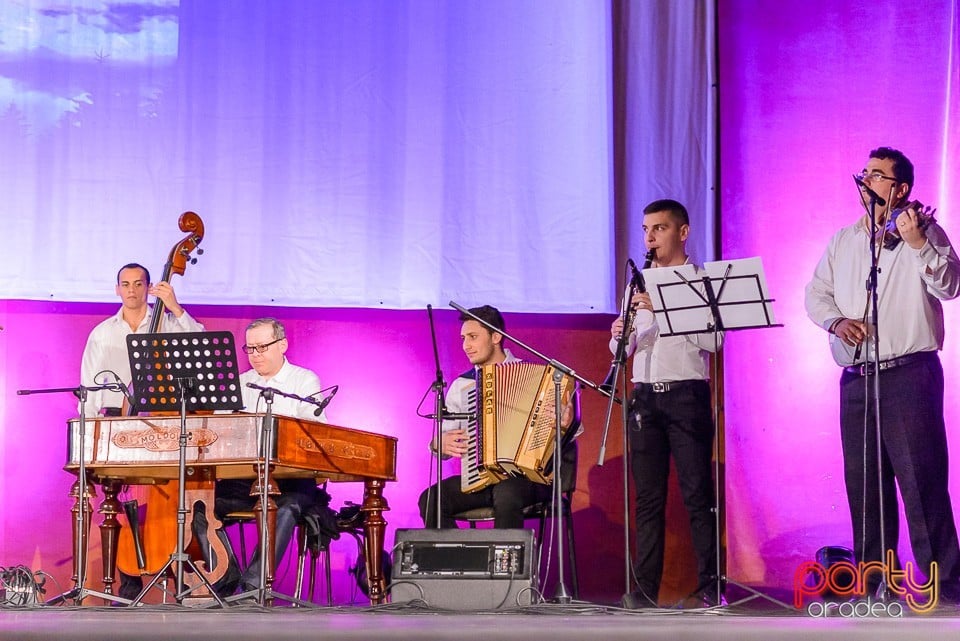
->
xmin=459 ymin=305 xmax=506 ymax=335
xmin=247 ymin=317 xmax=286 ymax=341
xmin=643 ymin=199 xmax=689 ymax=226
xmin=117 ymin=262 xmax=151 ymax=285
xmin=869 ymin=146 xmax=914 ymax=198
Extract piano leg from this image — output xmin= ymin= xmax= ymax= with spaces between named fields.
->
xmin=361 ymin=478 xmax=389 ymax=604
xmin=97 ymin=479 xmax=123 ymax=596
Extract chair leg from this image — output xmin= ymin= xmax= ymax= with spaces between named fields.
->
xmin=564 ymin=498 xmax=579 ymax=599
xmin=537 ymin=510 xmax=547 ymax=585
xmin=294 ymin=525 xmax=307 ymax=601
xmin=307 ymin=546 xmax=319 ymax=603
xmin=237 ymin=521 xmax=248 ymax=570
xmin=323 ymin=546 xmax=333 ymax=606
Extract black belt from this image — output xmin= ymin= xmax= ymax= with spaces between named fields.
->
xmin=843 ymin=351 xmax=936 ymax=377
xmin=635 ymin=380 xmax=703 ymax=394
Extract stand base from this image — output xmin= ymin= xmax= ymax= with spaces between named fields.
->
xmin=45 ymin=586 xmax=131 ymax=607
xmin=720 ymin=577 xmax=794 ymax=611
xmin=225 ymin=587 xmax=315 ymax=608
xmin=129 ymin=556 xmax=227 ymax=608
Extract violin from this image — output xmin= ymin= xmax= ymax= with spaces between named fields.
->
xmin=882 ymin=200 xmax=937 ymax=250
xmin=115 ymin=213 xmax=227 ymax=595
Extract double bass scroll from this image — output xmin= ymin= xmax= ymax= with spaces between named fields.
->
xmin=147 ymin=211 xmax=205 ymax=334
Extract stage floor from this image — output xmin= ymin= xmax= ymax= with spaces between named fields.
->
xmin=2 ymin=598 xmax=959 ymax=641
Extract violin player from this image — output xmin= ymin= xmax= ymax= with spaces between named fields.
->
xmin=805 ymin=147 xmax=960 ymax=605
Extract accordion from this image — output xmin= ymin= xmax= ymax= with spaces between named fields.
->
xmin=461 ymin=362 xmax=579 ymax=494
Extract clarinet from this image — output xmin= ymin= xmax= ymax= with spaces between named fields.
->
xmin=601 ymin=250 xmax=656 ymax=391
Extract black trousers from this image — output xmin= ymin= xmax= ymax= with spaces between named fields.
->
xmin=418 ymin=475 xmax=551 ymax=529
xmin=839 ymin=351 xmax=960 ymax=590
xmin=628 ymin=380 xmax=717 ymax=603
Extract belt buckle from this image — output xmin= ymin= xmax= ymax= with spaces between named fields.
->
xmin=878 ymin=357 xmax=901 ymax=372
xmin=652 ymin=382 xmax=669 ymax=393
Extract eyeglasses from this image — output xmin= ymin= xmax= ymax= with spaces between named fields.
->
xmin=242 ymin=338 xmax=283 ymax=354
xmin=856 ymin=170 xmax=897 ymax=184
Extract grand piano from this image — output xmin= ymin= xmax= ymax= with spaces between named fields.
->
xmin=65 ymin=413 xmax=397 ymax=604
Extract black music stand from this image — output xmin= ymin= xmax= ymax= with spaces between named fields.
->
xmin=125 ymin=331 xmax=242 ymax=605
xmin=643 ymin=257 xmax=788 ymax=609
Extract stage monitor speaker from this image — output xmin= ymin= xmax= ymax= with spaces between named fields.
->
xmin=390 ymin=528 xmax=538 ymax=610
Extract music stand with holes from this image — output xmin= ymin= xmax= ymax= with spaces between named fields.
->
xmin=125 ymin=331 xmax=242 ymax=605
xmin=642 ymin=256 xmax=788 ymax=609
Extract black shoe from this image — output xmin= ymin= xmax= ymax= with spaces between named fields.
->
xmin=211 ymin=560 xmax=242 ymax=599
xmin=117 ymin=572 xmax=143 ymax=602
xmin=939 ymin=581 xmax=960 ymax=605
xmin=621 ymin=591 xmax=657 ymax=609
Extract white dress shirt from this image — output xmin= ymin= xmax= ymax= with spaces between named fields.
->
xmin=79 ymin=305 xmax=204 ymax=416
xmin=609 ymin=264 xmax=723 ymax=383
xmin=240 ymin=358 xmax=327 ymax=421
xmin=805 ymin=218 xmax=960 ymax=366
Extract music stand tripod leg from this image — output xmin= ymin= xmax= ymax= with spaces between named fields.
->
xmin=127 ymin=377 xmax=226 ymax=608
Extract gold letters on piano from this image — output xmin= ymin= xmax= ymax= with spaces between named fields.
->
xmin=113 ymin=426 xmax=219 ymax=452
xmin=461 ymin=362 xmax=576 ymax=493
xmin=296 ymin=437 xmax=376 ymax=461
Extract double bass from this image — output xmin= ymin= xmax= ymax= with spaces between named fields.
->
xmin=114 ymin=213 xmax=229 ymax=596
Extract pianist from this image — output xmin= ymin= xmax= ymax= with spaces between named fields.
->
xmin=214 ymin=317 xmax=328 ymax=595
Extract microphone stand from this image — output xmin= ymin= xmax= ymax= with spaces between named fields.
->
xmin=229 ymin=382 xmax=327 ymax=606
xmin=19 ymin=383 xmax=129 ymax=605
xmin=596 ymin=264 xmax=636 ymax=596
xmin=861 ymin=188 xmax=888 ymax=600
xmin=426 ymin=304 xmax=446 ymax=529
xmin=450 ymin=301 xmax=597 ymax=603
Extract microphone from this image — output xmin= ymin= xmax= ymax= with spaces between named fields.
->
xmin=313 ymin=385 xmax=338 ymax=417
xmin=853 ymin=174 xmax=886 ymax=207
xmin=102 ymin=371 xmax=136 ymax=410
xmin=423 ymin=411 xmax=475 ymax=421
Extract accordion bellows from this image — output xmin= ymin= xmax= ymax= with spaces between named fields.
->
xmin=461 ymin=362 xmax=577 ymax=494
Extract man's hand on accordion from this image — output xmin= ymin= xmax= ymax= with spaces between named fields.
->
xmin=561 ymin=396 xmax=575 ymax=429
xmin=441 ymin=428 xmax=469 ymax=458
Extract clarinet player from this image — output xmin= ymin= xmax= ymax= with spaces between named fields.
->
xmin=615 ymin=199 xmax=723 ymax=609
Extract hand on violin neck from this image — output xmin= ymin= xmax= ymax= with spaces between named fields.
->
xmin=895 ymin=206 xmax=928 ymax=250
